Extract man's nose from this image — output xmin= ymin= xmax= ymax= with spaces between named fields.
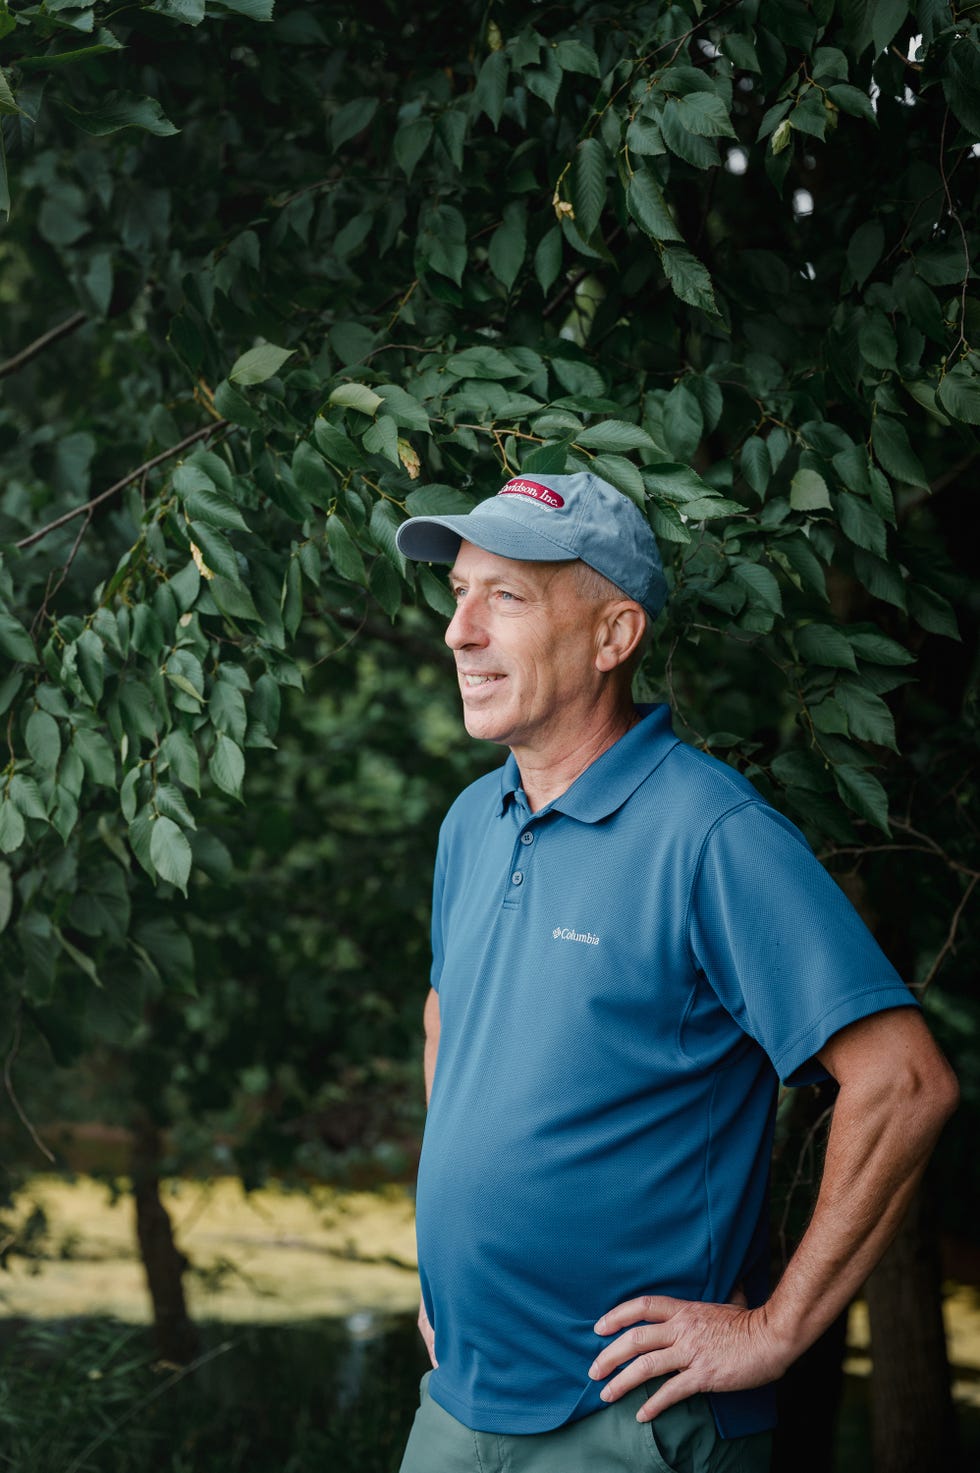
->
xmin=445 ymin=595 xmax=487 ymax=650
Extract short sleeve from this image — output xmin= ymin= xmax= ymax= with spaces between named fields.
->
xmin=687 ymin=802 xmax=917 ymax=1085
xmin=429 ymin=827 xmax=447 ymax=992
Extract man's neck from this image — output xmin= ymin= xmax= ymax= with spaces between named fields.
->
xmin=513 ymin=702 xmax=641 ymax=812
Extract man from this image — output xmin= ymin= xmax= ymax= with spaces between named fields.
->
xmin=393 ymin=470 xmax=957 ymax=1473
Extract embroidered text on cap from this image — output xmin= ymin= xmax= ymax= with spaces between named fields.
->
xmin=499 ymin=479 xmax=565 ymax=509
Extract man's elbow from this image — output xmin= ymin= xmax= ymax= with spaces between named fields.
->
xmin=903 ymin=1044 xmax=959 ymax=1144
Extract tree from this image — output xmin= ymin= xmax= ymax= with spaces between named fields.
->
xmin=1 ymin=1 xmax=977 ymax=1460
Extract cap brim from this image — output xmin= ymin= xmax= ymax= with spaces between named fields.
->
xmin=396 ymin=510 xmax=576 ymax=565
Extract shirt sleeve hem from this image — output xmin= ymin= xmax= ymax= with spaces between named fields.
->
xmin=776 ymin=986 xmax=919 ymax=1087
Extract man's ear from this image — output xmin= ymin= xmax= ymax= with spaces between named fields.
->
xmin=594 ymin=602 xmax=647 ymax=672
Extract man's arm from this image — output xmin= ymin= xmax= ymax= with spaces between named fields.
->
xmin=589 ymin=1007 xmax=958 ymax=1422
xmin=418 ymin=987 xmax=441 ymax=1367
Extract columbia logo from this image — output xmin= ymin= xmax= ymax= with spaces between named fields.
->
xmin=552 ymin=927 xmax=600 ymax=946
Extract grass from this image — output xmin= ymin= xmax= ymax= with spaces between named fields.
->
xmin=0 ymin=1315 xmax=430 ymax=1473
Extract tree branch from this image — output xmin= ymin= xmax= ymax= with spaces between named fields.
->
xmin=15 ymin=421 xmax=233 ymax=552
xmin=0 ymin=311 xmax=88 ymax=381
xmin=4 ymin=1009 xmax=55 ymax=1164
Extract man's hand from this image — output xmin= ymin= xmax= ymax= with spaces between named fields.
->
xmin=418 ymin=1295 xmax=438 ymax=1368
xmin=588 ymin=1293 xmax=789 ymax=1423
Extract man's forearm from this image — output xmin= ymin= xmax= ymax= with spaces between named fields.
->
xmin=763 ymin=1009 xmax=958 ymax=1362
xmin=591 ymin=1008 xmax=957 ymax=1421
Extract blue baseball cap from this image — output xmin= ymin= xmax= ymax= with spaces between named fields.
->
xmin=395 ymin=470 xmax=668 ymax=618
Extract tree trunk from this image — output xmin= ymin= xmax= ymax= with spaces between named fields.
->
xmin=131 ymin=1112 xmax=199 ymax=1364
xmin=865 ymin=1183 xmax=957 ymax=1472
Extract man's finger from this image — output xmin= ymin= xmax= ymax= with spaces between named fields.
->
xmin=636 ymin=1369 xmax=701 ymax=1424
xmin=594 ymin=1294 xmax=681 ymax=1334
xmin=589 ymin=1323 xmax=674 ymax=1381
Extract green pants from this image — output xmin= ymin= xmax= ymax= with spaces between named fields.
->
xmin=399 ymin=1372 xmax=772 ymax=1473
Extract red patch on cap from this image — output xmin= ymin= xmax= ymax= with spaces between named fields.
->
xmin=498 ymin=478 xmax=565 ymax=509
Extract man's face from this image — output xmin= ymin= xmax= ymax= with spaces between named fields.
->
xmin=445 ymin=541 xmax=608 ymax=754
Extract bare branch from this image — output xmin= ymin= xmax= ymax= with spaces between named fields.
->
xmin=4 ymin=1009 xmax=55 ymax=1164
xmin=0 ymin=311 xmax=88 ymax=381
xmin=30 ymin=509 xmax=93 ymax=638
xmin=917 ymin=874 xmax=979 ymax=997
xmin=15 ymin=421 xmax=233 ymax=553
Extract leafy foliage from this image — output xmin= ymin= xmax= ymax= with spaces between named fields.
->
xmin=0 ymin=0 xmax=977 ymax=1176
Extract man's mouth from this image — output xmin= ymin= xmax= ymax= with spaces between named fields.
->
xmin=461 ymin=673 xmax=504 ymax=687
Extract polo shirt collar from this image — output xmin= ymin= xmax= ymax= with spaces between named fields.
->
xmin=496 ymin=704 xmax=679 ymax=822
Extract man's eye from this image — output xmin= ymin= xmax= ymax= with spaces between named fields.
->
xmin=496 ymin=590 xmax=519 ymax=602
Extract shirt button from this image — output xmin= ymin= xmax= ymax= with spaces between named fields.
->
xmin=520 ymin=831 xmax=534 ymax=846
xmin=511 ymin=871 xmax=524 ymax=886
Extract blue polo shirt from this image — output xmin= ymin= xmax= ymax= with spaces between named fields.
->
xmin=415 ymin=704 xmax=915 ymax=1437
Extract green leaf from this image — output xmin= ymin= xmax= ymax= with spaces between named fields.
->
xmin=838 ymin=493 xmax=887 ymax=558
xmin=331 ymin=96 xmax=378 ymax=151
xmin=208 ymin=576 xmax=261 ymax=623
xmin=789 ymin=468 xmax=831 ymax=511
xmin=937 ymin=365 xmax=980 ymax=426
xmin=155 ymin=781 xmax=197 ymax=830
xmin=213 ymin=0 xmax=274 ymax=17
xmin=9 ymin=774 xmax=47 ymax=820
xmin=660 ymin=102 xmax=720 ymax=168
xmin=446 ymin=346 xmax=521 ymax=380
xmin=741 ymin=437 xmax=771 ymax=498
xmin=189 ymin=522 xmax=241 ymax=583
xmin=555 ymin=39 xmax=600 ymax=76
xmin=213 ymin=378 xmax=262 ymax=429
xmin=210 ymin=681 xmax=248 ymax=745
xmin=362 ymin=414 xmax=400 ymax=465
xmin=943 ymin=37 xmax=980 ymax=137
xmin=369 ymin=557 xmax=402 ymax=618
xmin=61 ymin=92 xmax=178 ymax=136
xmin=570 ymin=137 xmax=606 ymax=241
xmin=626 ymin=169 xmax=682 ymax=242
xmin=369 ymin=500 xmax=408 ymax=574
xmin=625 ymin=116 xmax=665 ymax=156
xmin=662 ymin=381 xmax=703 ymax=463
xmin=732 ymin=560 xmax=783 ymax=614
xmin=209 ymin=733 xmax=245 ymax=800
xmin=834 ymin=764 xmax=891 ymax=834
xmin=672 ymin=92 xmax=736 ymax=139
xmin=0 ymin=860 xmax=11 ymax=933
xmin=472 ymin=49 xmax=509 ymax=128
xmin=150 ymin=814 xmax=193 ymax=891
xmin=161 ymin=728 xmax=201 ymax=794
xmin=26 ymin=710 xmax=61 ymax=771
xmin=871 ymin=415 xmax=928 ymax=487
xmin=836 ymin=683 xmax=897 ymax=749
xmin=229 ymin=343 xmax=294 ymax=385
xmin=858 ymin=310 xmax=898 ymax=372
xmin=587 ymin=454 xmax=645 ymax=504
xmin=375 ymin=384 xmax=431 ymax=432
xmin=846 ymin=630 xmax=915 ymax=666
xmin=183 ymin=484 xmax=250 ymax=531
xmin=405 ymin=485 xmax=475 ymax=515
xmin=328 ymin=381 xmax=383 ymax=414
xmin=908 ymin=584 xmax=960 ymax=640
xmin=292 ymin=441 xmax=334 ymax=505
xmin=55 ymin=928 xmax=102 ymax=987
xmin=488 ymin=202 xmax=527 ymax=292
xmin=326 ymin=516 xmax=367 ymax=584
xmin=534 ymin=226 xmax=563 ymax=294
xmin=419 ymin=565 xmax=456 ymax=617
xmin=0 ymin=611 xmax=38 ymax=665
xmin=846 ymin=220 xmax=884 ymax=288
xmin=74 ymin=728 xmax=116 ymax=787
xmin=575 ymin=420 xmax=655 ymax=453
xmin=796 ymin=623 xmax=858 ymax=671
xmin=827 ymin=83 xmax=877 ymax=126
xmin=660 ymin=245 xmax=718 ymax=315
xmin=0 ymin=796 xmax=26 ymax=854
xmin=394 ymin=117 xmax=433 ymax=179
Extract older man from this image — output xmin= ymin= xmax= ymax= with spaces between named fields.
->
xmin=394 ymin=471 xmax=957 ymax=1473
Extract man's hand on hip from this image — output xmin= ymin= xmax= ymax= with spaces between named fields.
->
xmin=588 ymin=1294 xmax=788 ymax=1423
